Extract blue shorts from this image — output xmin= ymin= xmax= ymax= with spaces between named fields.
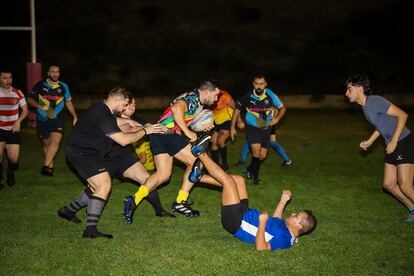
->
xmin=37 ymin=117 xmax=64 ymax=139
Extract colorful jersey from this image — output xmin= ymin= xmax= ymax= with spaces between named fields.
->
xmin=29 ymin=79 xmax=72 ymax=122
xmin=233 ymin=208 xmax=297 ymax=251
xmin=212 ymin=90 xmax=234 ymax=125
xmin=236 ymin=88 xmax=283 ymax=129
xmin=134 ymin=140 xmax=155 ymax=171
xmin=0 ymin=87 xmax=27 ymax=131
xmin=362 ymin=95 xmax=411 ymax=145
xmin=157 ymin=89 xmax=203 ymax=134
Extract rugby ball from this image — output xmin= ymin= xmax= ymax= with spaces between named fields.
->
xmin=188 ymin=109 xmax=214 ymax=132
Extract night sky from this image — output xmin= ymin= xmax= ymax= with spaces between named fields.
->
xmin=1 ymin=0 xmax=412 ymax=97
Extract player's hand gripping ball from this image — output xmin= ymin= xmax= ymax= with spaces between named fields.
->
xmin=188 ymin=109 xmax=214 ymax=132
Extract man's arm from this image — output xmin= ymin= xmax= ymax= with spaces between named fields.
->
xmin=360 ymin=130 xmax=381 ymax=151
xmin=109 ymin=124 xmax=167 ymax=146
xmin=255 ymin=212 xmax=271 ymax=251
xmin=386 ymin=104 xmax=408 ymax=154
xmin=65 ymin=100 xmax=78 ymax=125
xmin=269 ymin=106 xmax=286 ymax=126
xmin=171 ymin=99 xmax=197 ymax=142
xmin=11 ymin=104 xmax=29 ymax=133
xmin=273 ymin=190 xmax=292 ymax=218
xmin=27 ymin=97 xmax=48 ymax=111
xmin=230 ymin=108 xmax=241 ymax=141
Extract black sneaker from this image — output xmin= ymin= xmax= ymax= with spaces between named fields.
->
xmin=155 ymin=210 xmax=176 ymax=218
xmin=82 ymin=228 xmax=113 ymax=239
xmin=171 ymin=201 xmax=200 ymax=217
xmin=58 ymin=207 xmax=81 ymax=224
xmin=41 ymin=166 xmax=54 ymax=176
xmin=7 ymin=170 xmax=15 ymax=187
xmin=191 ymin=134 xmax=212 ymax=157
xmin=252 ymin=177 xmax=261 ymax=185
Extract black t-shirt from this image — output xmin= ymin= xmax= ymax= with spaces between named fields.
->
xmin=67 ymin=101 xmax=121 ymax=156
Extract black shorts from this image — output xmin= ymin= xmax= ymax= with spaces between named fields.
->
xmin=245 ymin=125 xmax=271 ymax=148
xmin=0 ymin=130 xmax=21 ymax=144
xmin=37 ymin=117 xmax=64 ymax=139
xmin=149 ymin=133 xmax=189 ymax=156
xmin=66 ymin=147 xmax=138 ymax=180
xmin=213 ymin=121 xmax=231 ymax=132
xmin=221 ymin=203 xmax=245 ymax=234
xmin=385 ymin=134 xmax=414 ymax=165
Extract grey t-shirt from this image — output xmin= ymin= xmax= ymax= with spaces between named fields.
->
xmin=362 ymin=95 xmax=410 ymax=144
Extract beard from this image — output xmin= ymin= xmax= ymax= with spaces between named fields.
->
xmin=254 ymin=89 xmax=264 ymax=96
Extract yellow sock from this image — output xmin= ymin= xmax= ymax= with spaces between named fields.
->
xmin=176 ymin=189 xmax=189 ymax=203
xmin=134 ymin=185 xmax=149 ymax=205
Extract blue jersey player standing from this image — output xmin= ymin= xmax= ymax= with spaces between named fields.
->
xmin=231 ymin=75 xmax=287 ymax=184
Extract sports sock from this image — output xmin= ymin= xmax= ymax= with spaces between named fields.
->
xmin=176 ymin=189 xmax=189 ymax=203
xmin=86 ymin=196 xmax=106 ymax=229
xmin=8 ymin=160 xmax=19 ymax=171
xmin=270 ymin=141 xmax=290 ymax=161
xmin=248 ymin=157 xmax=260 ymax=179
xmin=211 ymin=149 xmax=220 ymax=164
xmin=240 ymin=141 xmax=249 ymax=162
xmin=146 ymin=189 xmax=164 ymax=214
xmin=134 ymin=185 xmax=149 ymax=205
xmin=240 ymin=198 xmax=249 ymax=212
xmin=66 ymin=188 xmax=92 ymax=213
xmin=219 ymin=146 xmax=228 ymax=165
xmin=409 ymin=207 xmax=414 ymax=213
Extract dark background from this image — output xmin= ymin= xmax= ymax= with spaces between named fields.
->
xmin=1 ymin=0 xmax=412 ymax=97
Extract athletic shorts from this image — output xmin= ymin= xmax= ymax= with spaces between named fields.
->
xmin=0 ymin=129 xmax=21 ymax=144
xmin=221 ymin=203 xmax=245 ymax=234
xmin=245 ymin=125 xmax=271 ymax=148
xmin=213 ymin=121 xmax=231 ymax=132
xmin=385 ymin=134 xmax=414 ymax=165
xmin=149 ymin=133 xmax=189 ymax=156
xmin=37 ymin=117 xmax=64 ymax=139
xmin=66 ymin=147 xmax=138 ymax=180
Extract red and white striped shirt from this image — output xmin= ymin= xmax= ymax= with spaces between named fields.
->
xmin=0 ymin=87 xmax=27 ymax=131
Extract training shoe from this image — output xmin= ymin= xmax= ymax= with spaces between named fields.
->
xmin=244 ymin=169 xmax=252 ymax=179
xmin=7 ymin=170 xmax=15 ymax=187
xmin=82 ymin=228 xmax=113 ymax=239
xmin=191 ymin=134 xmax=212 ymax=157
xmin=155 ymin=210 xmax=176 ymax=218
xmin=41 ymin=166 xmax=54 ymax=176
xmin=282 ymin=160 xmax=293 ymax=166
xmin=252 ymin=176 xmax=261 ymax=186
xmin=402 ymin=213 xmax=414 ymax=223
xmin=123 ymin=196 xmax=136 ymax=224
xmin=172 ymin=201 xmax=200 ymax=217
xmin=58 ymin=207 xmax=81 ymax=224
xmin=189 ymin=159 xmax=203 ymax=183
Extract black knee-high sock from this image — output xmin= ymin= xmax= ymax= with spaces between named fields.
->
xmin=247 ymin=157 xmax=260 ymax=178
xmin=66 ymin=188 xmax=92 ymax=214
xmin=145 ymin=189 xmax=164 ymax=214
xmin=211 ymin=149 xmax=220 ymax=164
xmin=219 ymin=146 xmax=228 ymax=165
xmin=85 ymin=196 xmax=106 ymax=230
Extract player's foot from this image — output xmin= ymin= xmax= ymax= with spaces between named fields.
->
xmin=282 ymin=160 xmax=293 ymax=166
xmin=191 ymin=134 xmax=212 ymax=157
xmin=402 ymin=213 xmax=414 ymax=223
xmin=172 ymin=201 xmax=200 ymax=217
xmin=221 ymin=163 xmax=230 ymax=171
xmin=7 ymin=170 xmax=15 ymax=187
xmin=123 ymin=196 xmax=137 ymax=224
xmin=244 ymin=169 xmax=252 ymax=179
xmin=189 ymin=159 xmax=203 ymax=183
xmin=82 ymin=227 xmax=113 ymax=239
xmin=58 ymin=207 xmax=81 ymax=224
xmin=252 ymin=176 xmax=261 ymax=186
xmin=41 ymin=166 xmax=54 ymax=176
xmin=155 ymin=210 xmax=176 ymax=218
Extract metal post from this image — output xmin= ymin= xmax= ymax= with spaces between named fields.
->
xmin=30 ymin=0 xmax=36 ymax=63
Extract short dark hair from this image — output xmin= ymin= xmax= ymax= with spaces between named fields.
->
xmin=345 ymin=75 xmax=371 ymax=95
xmin=298 ymin=209 xmax=317 ymax=236
xmin=108 ymin=85 xmax=132 ymax=101
xmin=198 ymin=79 xmax=218 ymax=91
xmin=47 ymin=64 xmax=60 ymax=71
xmin=253 ymin=74 xmax=267 ymax=81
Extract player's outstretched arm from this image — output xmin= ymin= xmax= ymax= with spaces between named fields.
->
xmin=255 ymin=212 xmax=271 ymax=251
xmin=360 ymin=130 xmax=380 ymax=151
xmin=272 ymin=190 xmax=291 ymax=218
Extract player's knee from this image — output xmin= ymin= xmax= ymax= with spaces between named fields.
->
xmin=382 ymin=180 xmax=396 ymax=191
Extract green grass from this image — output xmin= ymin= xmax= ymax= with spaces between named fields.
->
xmin=1 ymin=109 xmax=414 ymax=275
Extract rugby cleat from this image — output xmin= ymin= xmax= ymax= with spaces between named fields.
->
xmin=171 ymin=200 xmax=200 ymax=217
xmin=188 ymin=159 xmax=203 ymax=183
xmin=58 ymin=207 xmax=81 ymax=224
xmin=402 ymin=213 xmax=414 ymax=223
xmin=123 ymin=196 xmax=136 ymax=224
xmin=191 ymin=134 xmax=212 ymax=157
xmin=41 ymin=166 xmax=54 ymax=176
xmin=82 ymin=228 xmax=113 ymax=239
xmin=282 ymin=160 xmax=293 ymax=166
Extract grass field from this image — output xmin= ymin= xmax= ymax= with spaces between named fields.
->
xmin=1 ymin=109 xmax=414 ymax=275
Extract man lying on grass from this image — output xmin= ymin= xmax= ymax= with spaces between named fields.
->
xmin=191 ymin=153 xmax=317 ymax=251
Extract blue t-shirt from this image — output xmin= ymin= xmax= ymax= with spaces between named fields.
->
xmin=236 ymin=88 xmax=283 ymax=129
xmin=362 ymin=95 xmax=410 ymax=144
xmin=233 ymin=208 xmax=297 ymax=251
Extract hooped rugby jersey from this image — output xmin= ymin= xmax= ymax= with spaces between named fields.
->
xmin=29 ymin=79 xmax=72 ymax=121
xmin=236 ymin=88 xmax=283 ymax=129
xmin=0 ymin=87 xmax=27 ymax=131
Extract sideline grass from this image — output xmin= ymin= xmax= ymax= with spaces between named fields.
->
xmin=1 ymin=109 xmax=413 ymax=275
